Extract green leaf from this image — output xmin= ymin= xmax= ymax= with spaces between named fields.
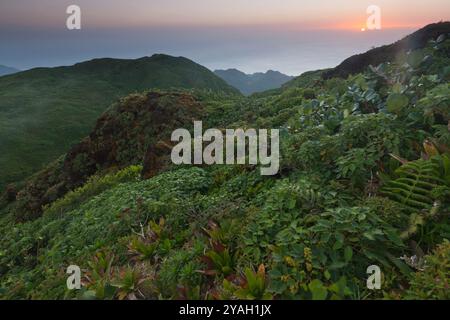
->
xmin=308 ymin=279 xmax=328 ymax=300
xmin=329 ymin=261 xmax=347 ymax=270
xmin=387 ymin=93 xmax=409 ymax=114
xmin=333 ymin=240 xmax=343 ymax=250
xmin=344 ymin=246 xmax=353 ymax=262
xmin=386 ymin=252 xmax=412 ymax=276
xmin=363 ymin=231 xmax=375 ymax=240
xmin=81 ymin=290 xmax=97 ymax=300
xmin=407 ymin=50 xmax=425 ymax=68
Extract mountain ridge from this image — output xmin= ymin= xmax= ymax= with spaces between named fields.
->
xmin=214 ymin=68 xmax=293 ymax=95
xmin=0 ymin=54 xmax=239 ymax=190
xmin=323 ymin=21 xmax=450 ymax=79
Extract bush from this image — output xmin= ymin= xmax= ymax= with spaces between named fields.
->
xmin=302 ymin=88 xmax=316 ymax=99
xmin=43 ymin=165 xmax=142 ymax=217
xmin=406 ymin=240 xmax=450 ymax=299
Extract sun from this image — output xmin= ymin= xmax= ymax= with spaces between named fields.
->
xmin=361 ymin=27 xmax=366 ymax=32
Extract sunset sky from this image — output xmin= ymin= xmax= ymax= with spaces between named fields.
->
xmin=1 ymin=0 xmax=449 ymax=74
xmin=2 ymin=0 xmax=449 ymax=29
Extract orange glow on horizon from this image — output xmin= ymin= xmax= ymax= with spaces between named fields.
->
xmin=1 ymin=0 xmax=447 ymax=32
xmin=330 ymin=20 xmax=432 ymax=31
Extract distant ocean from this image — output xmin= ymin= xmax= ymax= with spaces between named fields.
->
xmin=1 ymin=26 xmax=415 ymax=76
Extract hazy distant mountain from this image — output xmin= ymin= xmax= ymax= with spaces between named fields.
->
xmin=0 ymin=65 xmax=19 ymax=76
xmin=0 ymin=54 xmax=239 ymax=189
xmin=214 ymin=69 xmax=294 ymax=95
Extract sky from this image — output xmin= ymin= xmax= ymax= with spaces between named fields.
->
xmin=1 ymin=0 xmax=449 ymax=75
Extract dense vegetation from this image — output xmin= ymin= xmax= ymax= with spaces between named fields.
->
xmin=5 ymin=91 xmax=208 ymax=221
xmin=0 ymin=54 xmax=238 ymax=190
xmin=0 ymin=27 xmax=449 ymax=300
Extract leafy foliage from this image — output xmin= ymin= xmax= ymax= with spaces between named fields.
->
xmin=406 ymin=240 xmax=450 ymax=299
xmin=382 ymin=158 xmax=448 ymax=212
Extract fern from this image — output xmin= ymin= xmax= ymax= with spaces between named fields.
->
xmin=382 ymin=159 xmax=446 ymax=212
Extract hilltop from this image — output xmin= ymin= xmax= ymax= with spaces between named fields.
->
xmin=9 ymin=91 xmax=208 ymax=221
xmin=276 ymin=22 xmax=450 ymax=96
xmin=323 ymin=21 xmax=450 ymax=79
xmin=0 ymin=54 xmax=239 ymax=190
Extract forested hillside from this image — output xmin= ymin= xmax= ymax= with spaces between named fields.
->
xmin=0 ymin=54 xmax=238 ymax=190
xmin=0 ymin=25 xmax=449 ymax=300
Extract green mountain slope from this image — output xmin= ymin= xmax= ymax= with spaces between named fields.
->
xmin=0 ymin=54 xmax=239 ymax=190
xmin=0 ymin=65 xmax=19 ymax=76
xmin=9 ymin=91 xmax=211 ymax=221
xmin=279 ymin=22 xmax=450 ymax=90
xmin=323 ymin=21 xmax=450 ymax=79
xmin=214 ymin=69 xmax=293 ymax=95
xmin=0 ymin=23 xmax=449 ymax=300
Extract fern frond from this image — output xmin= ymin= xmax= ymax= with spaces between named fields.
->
xmin=381 ymin=159 xmax=445 ymax=213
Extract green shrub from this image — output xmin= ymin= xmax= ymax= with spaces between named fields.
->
xmin=406 ymin=240 xmax=450 ymax=299
xmin=43 ymin=165 xmax=142 ymax=217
